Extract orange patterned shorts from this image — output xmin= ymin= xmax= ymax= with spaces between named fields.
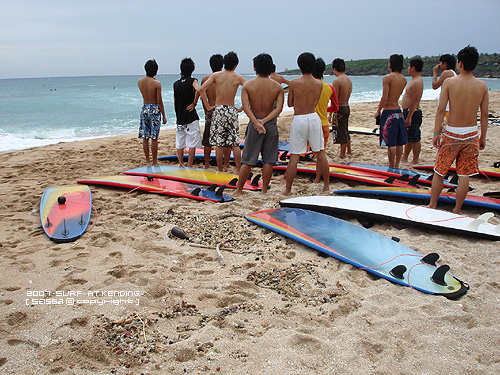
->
xmin=434 ymin=130 xmax=479 ymax=177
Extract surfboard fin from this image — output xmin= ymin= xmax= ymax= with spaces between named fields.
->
xmin=391 ymin=236 xmax=400 ymax=242
xmin=422 ymin=253 xmax=439 ymax=266
xmin=147 ymin=175 xmax=154 ymax=182
xmin=397 ymin=174 xmax=410 ymax=181
xmin=215 ymin=185 xmax=226 ymax=197
xmin=431 ymin=265 xmax=450 ymax=286
xmin=384 ymin=176 xmax=396 ymax=184
xmin=357 ymin=218 xmax=374 ymax=228
xmin=280 ymin=152 xmax=288 ymax=161
xmin=45 ymin=217 xmax=53 ymax=228
xmin=390 ymin=265 xmax=407 ymax=279
xmin=228 ymin=178 xmax=238 ymax=186
xmin=466 ymin=212 xmax=495 ymax=231
xmin=408 ymin=174 xmax=420 ymax=186
xmin=248 ymin=172 xmax=254 ymax=181
xmin=191 ymin=187 xmax=201 ymax=196
xmin=61 ymin=219 xmax=69 ymax=238
xmin=251 ymin=174 xmax=261 ymax=187
xmin=207 ymin=184 xmax=217 ymax=192
xmin=493 ymin=162 xmax=500 ymax=168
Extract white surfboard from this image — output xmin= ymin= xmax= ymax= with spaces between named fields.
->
xmin=280 ymin=196 xmax=500 ymax=241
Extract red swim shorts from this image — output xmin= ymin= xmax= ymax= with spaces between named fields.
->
xmin=434 ymin=130 xmax=479 ymax=177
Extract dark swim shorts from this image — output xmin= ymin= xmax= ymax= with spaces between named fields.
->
xmin=379 ymin=109 xmax=407 ymax=147
xmin=403 ymin=109 xmax=422 ymax=143
xmin=333 ymin=105 xmax=350 ymax=144
xmin=241 ymin=118 xmax=279 ymax=166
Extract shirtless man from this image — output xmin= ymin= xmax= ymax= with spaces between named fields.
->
xmin=137 ymin=59 xmax=167 ymax=165
xmin=428 ymin=46 xmax=488 ymax=214
xmin=375 ymin=54 xmax=407 ymax=168
xmin=330 ymin=58 xmax=352 ymax=159
xmin=283 ymin=52 xmax=328 ymax=196
xmin=401 ymin=58 xmax=424 ymax=165
xmin=200 ymin=51 xmax=246 ymax=173
xmin=432 ymin=54 xmax=457 ymax=130
xmin=200 ymin=54 xmax=223 ymax=169
xmin=270 ymin=64 xmax=290 ymax=93
xmin=235 ymin=53 xmax=284 ymax=195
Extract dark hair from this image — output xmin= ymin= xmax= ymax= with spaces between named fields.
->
xmin=144 ymin=59 xmax=158 ymax=77
xmin=297 ymin=52 xmax=315 ymax=74
xmin=224 ymin=51 xmax=239 ymax=71
xmin=271 ymin=64 xmax=277 ymax=73
xmin=253 ymin=53 xmax=274 ymax=77
xmin=409 ymin=57 xmax=424 ymax=72
xmin=332 ymin=58 xmax=346 ymax=72
xmin=439 ymin=54 xmax=456 ymax=71
xmin=209 ymin=54 xmax=224 ymax=72
xmin=180 ymin=58 xmax=195 ymax=78
xmin=457 ymin=45 xmax=479 ymax=71
xmin=389 ymin=54 xmax=404 ymax=73
xmin=313 ymin=58 xmax=326 ymax=79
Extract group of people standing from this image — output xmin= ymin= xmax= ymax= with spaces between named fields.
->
xmin=137 ymin=45 xmax=489 ymax=213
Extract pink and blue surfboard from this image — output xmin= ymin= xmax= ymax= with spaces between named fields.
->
xmin=245 ymin=207 xmax=468 ymax=299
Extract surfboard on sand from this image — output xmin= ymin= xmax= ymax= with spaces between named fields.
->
xmin=40 ymin=185 xmax=92 ymax=243
xmin=122 ymin=165 xmax=262 ymax=191
xmin=245 ymin=207 xmax=469 ymax=299
xmin=280 ymin=196 xmax=500 ymax=241
xmin=273 ymin=164 xmax=424 ymax=188
xmin=484 ymin=192 xmax=500 ymax=198
xmin=77 ymin=175 xmax=234 ymax=203
xmin=331 ymin=162 xmax=458 ymax=188
xmin=414 ymin=164 xmax=500 ymax=178
xmin=334 ymin=187 xmax=500 ymax=211
xmin=348 ymin=126 xmax=379 ymax=135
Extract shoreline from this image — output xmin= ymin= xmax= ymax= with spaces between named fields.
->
xmin=1 ymin=94 xmax=500 ymax=374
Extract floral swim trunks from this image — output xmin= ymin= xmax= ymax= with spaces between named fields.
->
xmin=138 ymin=104 xmax=161 ymax=140
xmin=209 ymin=105 xmax=239 ymax=147
xmin=434 ymin=129 xmax=479 ymax=177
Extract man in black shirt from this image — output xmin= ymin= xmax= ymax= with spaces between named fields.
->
xmin=174 ymin=58 xmax=202 ymax=167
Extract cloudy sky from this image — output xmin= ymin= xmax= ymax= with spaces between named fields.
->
xmin=1 ymin=0 xmax=499 ymax=79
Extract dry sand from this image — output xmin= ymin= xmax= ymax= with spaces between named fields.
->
xmin=1 ymin=92 xmax=499 ymax=374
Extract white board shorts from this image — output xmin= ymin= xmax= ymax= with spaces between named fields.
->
xmin=289 ymin=113 xmax=324 ymax=154
xmin=176 ymin=120 xmax=202 ymax=149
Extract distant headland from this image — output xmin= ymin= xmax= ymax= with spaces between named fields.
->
xmin=280 ymin=53 xmax=499 ymax=78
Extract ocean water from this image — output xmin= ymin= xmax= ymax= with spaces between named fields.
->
xmin=1 ymin=74 xmax=499 ymax=152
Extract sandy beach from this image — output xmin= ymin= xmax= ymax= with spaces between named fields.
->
xmin=1 ymin=92 xmax=499 ymax=374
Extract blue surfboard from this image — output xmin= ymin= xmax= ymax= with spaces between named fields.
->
xmin=245 ymin=207 xmax=468 ymax=299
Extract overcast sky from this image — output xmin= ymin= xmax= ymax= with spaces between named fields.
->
xmin=1 ymin=0 xmax=499 ymax=79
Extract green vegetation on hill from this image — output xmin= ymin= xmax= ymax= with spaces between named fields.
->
xmin=282 ymin=53 xmax=500 ymax=78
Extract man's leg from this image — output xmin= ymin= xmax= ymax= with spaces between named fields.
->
xmin=261 ymin=163 xmax=273 ymax=194
xmin=315 ymin=150 xmax=330 ymax=192
xmin=151 ymin=139 xmax=159 ymax=165
xmin=187 ymin=148 xmax=196 ymax=168
xmin=453 ymin=176 xmax=470 ymax=214
xmin=143 ymin=139 xmax=151 ymax=165
xmin=428 ymin=172 xmax=444 ymax=209
xmin=283 ymin=154 xmax=300 ymax=196
xmin=203 ymin=146 xmax=212 ymax=169
xmin=232 ymin=146 xmax=242 ymax=173
xmin=176 ymin=148 xmax=185 ymax=167
xmin=235 ymin=164 xmax=252 ymax=195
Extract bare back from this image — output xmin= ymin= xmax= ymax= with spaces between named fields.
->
xmin=332 ymin=73 xmax=352 ymax=106
xmin=212 ymin=70 xmax=246 ymax=106
xmin=288 ymin=74 xmax=323 ymax=115
xmin=383 ymin=72 xmax=407 ymax=110
xmin=243 ymin=77 xmax=283 ymax=118
xmin=138 ymin=77 xmax=161 ymax=104
xmin=446 ymin=74 xmax=488 ymax=127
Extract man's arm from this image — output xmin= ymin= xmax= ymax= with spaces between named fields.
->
xmin=156 ymin=81 xmax=167 ymax=124
xmin=432 ymin=68 xmax=453 ymax=90
xmin=479 ymin=86 xmax=489 ymax=150
xmin=260 ymin=88 xmax=284 ymax=124
xmin=186 ymin=79 xmax=200 ymax=112
xmin=433 ymin=81 xmax=449 ymax=148
xmin=375 ymin=75 xmax=390 ymax=117
xmin=287 ymin=83 xmax=294 ymax=108
xmin=327 ymin=85 xmax=339 ymax=113
xmin=200 ymin=74 xmax=216 ymax=111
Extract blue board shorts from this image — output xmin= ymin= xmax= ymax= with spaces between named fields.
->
xmin=139 ymin=104 xmax=161 ymax=140
xmin=379 ymin=109 xmax=407 ymax=147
